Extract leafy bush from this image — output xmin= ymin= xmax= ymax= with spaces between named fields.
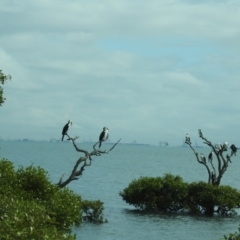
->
xmin=0 ymin=159 xmax=83 ymax=239
xmin=16 ymin=165 xmax=56 ymax=201
xmin=0 ymin=195 xmax=76 ymax=240
xmin=188 ymin=182 xmax=240 ymax=216
xmin=187 ymin=181 xmax=216 ymax=214
xmin=120 ymin=174 xmax=240 ymax=216
xmin=0 ymin=158 xmax=107 ymax=239
xmin=81 ymin=199 xmax=107 ymax=223
xmin=16 ymin=164 xmax=82 ymax=231
xmin=46 ymin=187 xmax=82 ymax=231
xmin=120 ymin=173 xmax=188 ymax=211
xmin=0 ymin=158 xmax=17 ymax=195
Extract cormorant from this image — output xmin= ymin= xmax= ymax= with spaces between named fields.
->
xmin=208 ymin=151 xmax=213 ymax=162
xmin=222 ymin=142 xmax=228 ymax=151
xmin=200 ymin=153 xmax=206 ymax=164
xmin=215 ymin=143 xmax=221 ymax=152
xmin=99 ymin=127 xmax=109 ymax=148
xmin=230 ymin=144 xmax=237 ymax=156
xmin=62 ymin=120 xmax=72 ymax=141
xmin=219 ymin=144 xmax=223 ymax=151
xmin=185 ymin=133 xmax=191 ymax=144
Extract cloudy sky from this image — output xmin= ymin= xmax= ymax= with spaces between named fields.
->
xmin=0 ymin=0 xmax=240 ymax=146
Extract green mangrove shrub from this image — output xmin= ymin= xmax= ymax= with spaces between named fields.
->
xmin=0 ymin=159 xmax=81 ymax=239
xmin=188 ymin=182 xmax=240 ymax=216
xmin=81 ymin=199 xmax=107 ymax=223
xmin=120 ymin=173 xmax=188 ymax=211
xmin=0 ymin=195 xmax=76 ymax=240
xmin=120 ymin=174 xmax=240 ymax=216
xmin=0 ymin=158 xmax=107 ymax=239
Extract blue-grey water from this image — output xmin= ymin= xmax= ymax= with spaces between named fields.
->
xmin=0 ymin=141 xmax=240 ymax=240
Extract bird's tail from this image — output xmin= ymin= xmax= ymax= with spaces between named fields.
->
xmin=99 ymin=141 xmax=101 ymax=148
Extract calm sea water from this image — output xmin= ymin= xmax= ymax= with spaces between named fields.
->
xmin=1 ymin=141 xmax=240 ymax=240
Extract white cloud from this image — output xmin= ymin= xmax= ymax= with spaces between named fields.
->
xmin=0 ymin=0 xmax=240 ymax=146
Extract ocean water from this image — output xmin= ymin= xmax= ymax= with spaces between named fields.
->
xmin=0 ymin=141 xmax=240 ymax=240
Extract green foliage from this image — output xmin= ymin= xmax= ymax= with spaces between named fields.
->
xmin=81 ymin=199 xmax=107 ymax=223
xmin=0 ymin=195 xmax=76 ymax=240
xmin=0 ymin=158 xmax=17 ymax=195
xmin=120 ymin=174 xmax=240 ymax=216
xmin=188 ymin=182 xmax=240 ymax=216
xmin=120 ymin=173 xmax=188 ymax=211
xmin=46 ymin=188 xmax=82 ymax=231
xmin=0 ymin=159 xmax=82 ymax=239
xmin=0 ymin=69 xmax=11 ymax=106
xmin=0 ymin=158 xmax=107 ymax=239
xmin=16 ymin=165 xmax=57 ymax=201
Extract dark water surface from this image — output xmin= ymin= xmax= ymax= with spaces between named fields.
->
xmin=1 ymin=141 xmax=240 ymax=240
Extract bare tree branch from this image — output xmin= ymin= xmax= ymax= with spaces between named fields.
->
xmin=185 ymin=130 xmax=236 ymax=185
xmin=185 ymin=140 xmax=212 ymax=184
xmin=57 ymin=134 xmax=121 ymax=188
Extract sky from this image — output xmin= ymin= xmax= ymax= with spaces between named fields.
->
xmin=0 ymin=0 xmax=240 ymax=146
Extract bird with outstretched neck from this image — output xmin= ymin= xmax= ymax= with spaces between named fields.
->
xmin=62 ymin=120 xmax=72 ymax=141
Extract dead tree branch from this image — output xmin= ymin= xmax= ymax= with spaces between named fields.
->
xmin=185 ymin=130 xmax=237 ymax=185
xmin=57 ymin=134 xmax=121 ymax=188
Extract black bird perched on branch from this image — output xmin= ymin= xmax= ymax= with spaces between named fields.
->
xmin=99 ymin=127 xmax=109 ymax=148
xmin=62 ymin=120 xmax=72 ymax=141
xmin=230 ymin=144 xmax=237 ymax=156
xmin=208 ymin=151 xmax=213 ymax=162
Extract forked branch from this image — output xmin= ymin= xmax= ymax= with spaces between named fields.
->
xmin=57 ymin=134 xmax=121 ymax=188
xmin=185 ymin=130 xmax=237 ymax=185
